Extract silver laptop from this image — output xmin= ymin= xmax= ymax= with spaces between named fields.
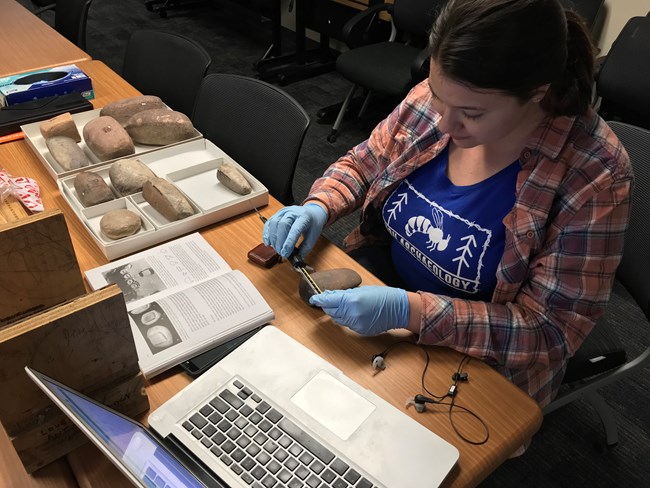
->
xmin=27 ymin=326 xmax=458 ymax=488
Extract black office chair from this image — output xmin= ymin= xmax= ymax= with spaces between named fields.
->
xmin=595 ymin=16 xmax=650 ymax=131
xmin=144 ymin=0 xmax=210 ymax=18
xmin=122 ymin=30 xmax=211 ymax=118
xmin=543 ymin=15 xmax=650 ymax=448
xmin=191 ymin=74 xmax=310 ymax=205
xmin=543 ymin=121 xmax=650 ymax=449
xmin=321 ymin=0 xmax=446 ymax=143
xmin=34 ymin=0 xmax=93 ymax=50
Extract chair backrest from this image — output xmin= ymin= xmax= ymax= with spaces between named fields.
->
xmin=122 ymin=30 xmax=211 ymax=117
xmin=392 ymin=0 xmax=446 ymax=42
xmin=191 ymin=74 xmax=310 ymax=205
xmin=53 ymin=0 xmax=93 ymax=50
xmin=608 ymin=121 xmax=650 ymax=321
xmin=596 ymin=16 xmax=650 ymax=130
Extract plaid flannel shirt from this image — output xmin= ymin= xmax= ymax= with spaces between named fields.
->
xmin=306 ymin=80 xmax=633 ymax=407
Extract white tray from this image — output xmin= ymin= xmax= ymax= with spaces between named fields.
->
xmin=57 ymin=138 xmax=268 ymax=260
xmin=21 ymin=107 xmax=203 ymax=180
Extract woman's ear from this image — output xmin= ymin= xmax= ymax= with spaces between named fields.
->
xmin=531 ymin=84 xmax=551 ymax=103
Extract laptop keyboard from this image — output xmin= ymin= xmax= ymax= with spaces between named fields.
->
xmin=142 ymin=465 xmax=172 ymax=488
xmin=181 ymin=378 xmax=377 ymax=488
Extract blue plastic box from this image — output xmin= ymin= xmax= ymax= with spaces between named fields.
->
xmin=0 ymin=64 xmax=94 ymax=107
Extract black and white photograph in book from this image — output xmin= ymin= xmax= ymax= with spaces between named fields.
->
xmin=102 ymin=259 xmax=167 ymax=303
xmin=129 ymin=301 xmax=182 ymax=354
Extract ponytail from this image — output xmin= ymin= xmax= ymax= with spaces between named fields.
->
xmin=542 ymin=10 xmax=596 ymax=116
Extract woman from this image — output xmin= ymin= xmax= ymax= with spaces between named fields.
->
xmin=263 ymin=0 xmax=632 ymax=411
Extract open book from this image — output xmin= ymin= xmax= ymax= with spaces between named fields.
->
xmin=85 ymin=233 xmax=274 ymax=379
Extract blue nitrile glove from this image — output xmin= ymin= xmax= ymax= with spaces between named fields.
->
xmin=309 ymin=286 xmax=409 ymax=336
xmin=262 ymin=203 xmax=328 ymax=259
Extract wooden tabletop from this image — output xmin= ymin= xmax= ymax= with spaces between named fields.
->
xmin=0 ymin=59 xmax=543 ymax=488
xmin=0 ymin=0 xmax=91 ymax=78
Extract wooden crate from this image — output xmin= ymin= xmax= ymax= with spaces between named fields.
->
xmin=0 ymin=208 xmax=86 ymax=327
xmin=0 ymin=285 xmax=148 ymax=473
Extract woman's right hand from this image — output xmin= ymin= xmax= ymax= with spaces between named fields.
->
xmin=262 ymin=203 xmax=328 ymax=259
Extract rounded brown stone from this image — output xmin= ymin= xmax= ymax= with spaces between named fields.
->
xmin=100 ymin=95 xmax=166 ymax=126
xmin=83 ymin=115 xmax=135 ymax=162
xmin=108 ymin=158 xmax=156 ymax=196
xmin=99 ymin=209 xmax=142 ymax=240
xmin=124 ymin=108 xmax=195 ymax=145
xmin=74 ymin=171 xmax=114 ymax=207
xmin=298 ymin=268 xmax=362 ymax=303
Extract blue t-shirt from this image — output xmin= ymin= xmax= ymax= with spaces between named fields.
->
xmin=382 ymin=145 xmax=520 ymax=301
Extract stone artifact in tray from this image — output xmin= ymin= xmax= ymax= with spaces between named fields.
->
xmin=125 ymin=109 xmax=195 ymax=146
xmin=83 ymin=115 xmax=136 ymax=161
xmin=100 ymin=208 xmax=143 ymax=240
xmin=74 ymin=171 xmax=115 ymax=207
xmin=143 ymin=177 xmax=194 ymax=221
xmin=109 ymin=158 xmax=157 ymax=196
xmin=39 ymin=112 xmax=81 ymax=141
xmin=217 ymin=162 xmax=252 ymax=195
xmin=45 ymin=136 xmax=91 ymax=170
xmin=99 ymin=95 xmax=167 ymax=125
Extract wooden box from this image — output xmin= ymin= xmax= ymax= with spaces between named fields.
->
xmin=0 ymin=285 xmax=149 ymax=473
xmin=0 ymin=208 xmax=86 ymax=326
xmin=0 ymin=208 xmax=148 ymax=472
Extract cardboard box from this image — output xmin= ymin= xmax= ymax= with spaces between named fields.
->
xmin=0 ymin=64 xmax=94 ymax=107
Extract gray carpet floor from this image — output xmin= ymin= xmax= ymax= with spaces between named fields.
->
xmin=23 ymin=0 xmax=650 ymax=486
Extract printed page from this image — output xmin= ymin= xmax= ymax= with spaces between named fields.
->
xmin=85 ymin=233 xmax=231 ymax=305
xmin=130 ymin=270 xmax=274 ymax=378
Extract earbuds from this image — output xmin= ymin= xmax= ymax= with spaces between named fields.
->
xmin=452 ymin=372 xmax=468 ymax=382
xmin=406 ymin=371 xmax=469 ymax=413
xmin=371 ymin=354 xmax=386 ymax=373
xmin=407 ymin=394 xmax=436 ymax=413
xmin=373 ymin=345 xmax=488 ymax=445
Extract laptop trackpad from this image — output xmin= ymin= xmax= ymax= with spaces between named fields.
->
xmin=291 ymin=371 xmax=376 ymax=440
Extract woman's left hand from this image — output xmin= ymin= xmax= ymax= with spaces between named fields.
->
xmin=309 ymin=286 xmax=409 ymax=335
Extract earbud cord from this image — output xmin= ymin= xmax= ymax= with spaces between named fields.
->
xmin=375 ymin=342 xmax=490 ymax=445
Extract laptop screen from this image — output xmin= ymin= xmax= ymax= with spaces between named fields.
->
xmin=33 ymin=371 xmax=206 ymax=488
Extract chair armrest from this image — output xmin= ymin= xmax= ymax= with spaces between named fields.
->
xmin=411 ymin=47 xmax=431 ymax=83
xmin=33 ymin=3 xmax=56 ymax=16
xmin=341 ymin=3 xmax=394 ymax=48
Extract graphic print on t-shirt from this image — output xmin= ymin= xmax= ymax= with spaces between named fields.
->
xmin=404 ymin=208 xmax=451 ymax=252
xmin=384 ymin=180 xmax=493 ymax=296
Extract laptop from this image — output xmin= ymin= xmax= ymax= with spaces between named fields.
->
xmin=26 ymin=325 xmax=458 ymax=488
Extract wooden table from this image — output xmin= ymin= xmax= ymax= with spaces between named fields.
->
xmin=0 ymin=60 xmax=543 ymax=488
xmin=0 ymin=0 xmax=91 ymax=78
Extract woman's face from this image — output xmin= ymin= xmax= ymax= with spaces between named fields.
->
xmin=428 ymin=60 xmax=544 ymax=149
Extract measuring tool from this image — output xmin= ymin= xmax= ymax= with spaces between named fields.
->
xmin=253 ymin=207 xmax=323 ymax=295
xmin=0 ymin=195 xmax=29 ymax=223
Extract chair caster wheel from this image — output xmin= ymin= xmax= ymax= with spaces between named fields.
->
xmin=327 ymin=133 xmax=338 ymax=143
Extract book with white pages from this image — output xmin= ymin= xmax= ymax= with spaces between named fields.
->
xmin=85 ymin=233 xmax=274 ymax=378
